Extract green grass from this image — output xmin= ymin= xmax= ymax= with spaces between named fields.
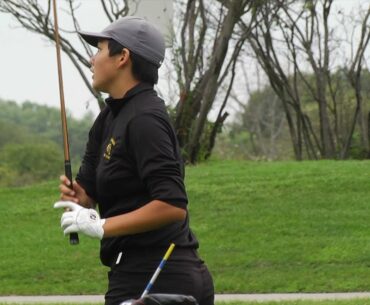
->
xmin=2 ymin=160 xmax=370 ymax=295
xmin=216 ymin=301 xmax=370 ymax=305
xmin=187 ymin=161 xmax=370 ymax=293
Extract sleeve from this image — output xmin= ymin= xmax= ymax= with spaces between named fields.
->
xmin=75 ymin=109 xmax=108 ymax=201
xmin=126 ymin=113 xmax=188 ymax=209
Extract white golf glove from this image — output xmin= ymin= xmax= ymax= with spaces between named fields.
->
xmin=54 ymin=201 xmax=105 ymax=240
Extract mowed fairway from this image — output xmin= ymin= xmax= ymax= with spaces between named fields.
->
xmin=1 ymin=160 xmax=370 ymax=295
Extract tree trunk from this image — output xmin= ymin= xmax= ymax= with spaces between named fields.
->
xmin=187 ymin=1 xmax=243 ymax=163
xmin=316 ymin=71 xmax=335 ymax=158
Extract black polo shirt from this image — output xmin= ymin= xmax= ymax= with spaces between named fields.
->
xmin=76 ymin=82 xmax=199 ymax=266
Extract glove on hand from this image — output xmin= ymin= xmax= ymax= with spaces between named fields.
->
xmin=54 ymin=201 xmax=105 ymax=240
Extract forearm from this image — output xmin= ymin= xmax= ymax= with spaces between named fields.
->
xmin=102 ymin=200 xmax=186 ymax=238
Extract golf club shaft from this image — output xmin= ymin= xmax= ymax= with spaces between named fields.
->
xmin=52 ymin=0 xmax=79 ymax=245
xmin=140 ymin=243 xmax=176 ymax=298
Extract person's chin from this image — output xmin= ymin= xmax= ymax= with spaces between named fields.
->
xmin=92 ymin=81 xmax=104 ymax=92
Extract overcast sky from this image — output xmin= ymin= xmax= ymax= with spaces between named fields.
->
xmin=1 ymin=2 xmax=100 ymax=118
xmin=0 ymin=0 xmax=367 ymax=120
xmin=0 ymin=0 xmax=174 ymax=119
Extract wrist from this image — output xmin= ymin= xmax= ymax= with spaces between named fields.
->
xmin=100 ymin=218 xmax=106 ymax=239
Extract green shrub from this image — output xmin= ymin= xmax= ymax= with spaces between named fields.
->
xmin=0 ymin=164 xmax=17 ymax=187
xmin=0 ymin=143 xmax=63 ymax=186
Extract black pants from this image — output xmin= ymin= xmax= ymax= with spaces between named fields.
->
xmin=105 ymin=248 xmax=214 ymax=305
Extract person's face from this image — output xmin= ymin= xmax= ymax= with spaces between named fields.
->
xmin=90 ymin=40 xmax=127 ymax=93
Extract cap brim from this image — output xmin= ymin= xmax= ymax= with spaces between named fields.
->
xmin=78 ymin=31 xmax=112 ymax=47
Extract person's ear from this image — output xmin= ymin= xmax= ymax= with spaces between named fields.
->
xmin=117 ymin=48 xmax=130 ymax=68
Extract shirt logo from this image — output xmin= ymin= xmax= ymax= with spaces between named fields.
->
xmin=104 ymin=137 xmax=116 ymax=160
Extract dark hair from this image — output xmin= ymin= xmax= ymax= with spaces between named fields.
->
xmin=107 ymin=39 xmax=159 ymax=85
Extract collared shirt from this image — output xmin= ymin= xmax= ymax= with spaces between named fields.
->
xmin=76 ymin=82 xmax=198 ymax=266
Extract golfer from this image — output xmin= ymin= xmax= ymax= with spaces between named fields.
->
xmin=54 ymin=16 xmax=214 ymax=305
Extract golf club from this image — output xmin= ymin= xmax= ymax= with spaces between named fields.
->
xmin=52 ymin=0 xmax=79 ymax=245
xmin=120 ymin=243 xmax=176 ymax=305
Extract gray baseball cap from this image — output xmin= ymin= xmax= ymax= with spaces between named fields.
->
xmin=78 ymin=16 xmax=165 ymax=67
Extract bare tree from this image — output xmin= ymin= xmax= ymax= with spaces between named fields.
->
xmin=0 ymin=0 xmax=132 ymax=109
xmin=173 ymin=0 xmax=253 ymax=162
xmin=1 ymin=0 xmax=252 ymax=163
xmin=242 ymin=0 xmax=314 ymax=160
xmin=231 ymin=86 xmax=287 ymax=160
xmin=243 ymin=0 xmax=370 ymax=160
xmin=341 ymin=7 xmax=370 ymax=158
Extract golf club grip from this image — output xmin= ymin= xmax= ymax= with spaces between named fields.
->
xmin=65 ymin=160 xmax=79 ymax=245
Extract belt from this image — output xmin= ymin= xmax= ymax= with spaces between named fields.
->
xmin=111 ymin=247 xmax=199 ymax=268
